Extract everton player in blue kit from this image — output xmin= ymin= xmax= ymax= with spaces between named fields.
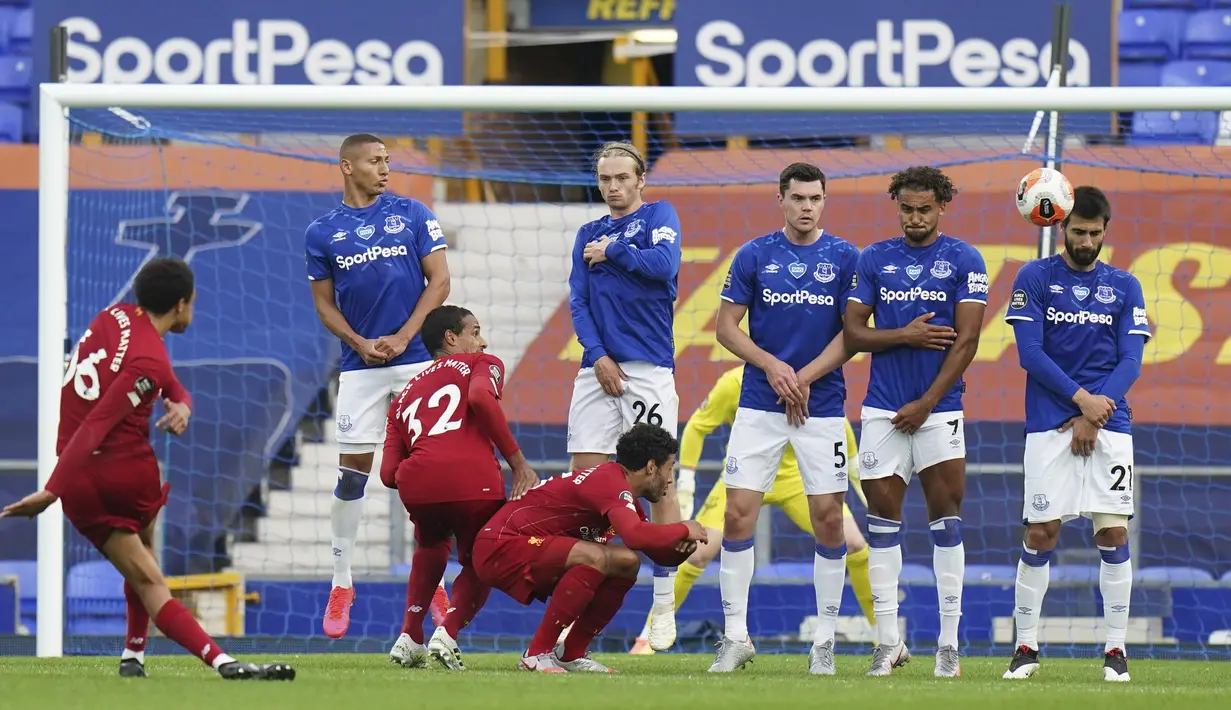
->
xmin=304 ymin=134 xmax=452 ymax=638
xmin=1002 ymin=187 xmax=1146 ymax=683
xmin=709 ymin=163 xmax=859 ymax=675
xmin=566 ymin=141 xmax=684 ymax=650
xmin=844 ymin=166 xmax=988 ymax=678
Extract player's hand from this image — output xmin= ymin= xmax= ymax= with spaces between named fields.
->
xmin=900 ymin=312 xmax=957 ymax=351
xmin=355 ymin=338 xmax=388 ymax=366
xmin=1059 ymin=415 xmax=1099 ymax=457
xmin=1073 ymin=390 xmax=1115 ymax=428
xmin=891 ymin=398 xmax=933 ymax=435
xmin=0 ymin=490 xmax=58 ymax=519
xmin=583 ymin=236 xmax=613 ymax=266
xmin=673 ymin=539 xmax=699 ymax=558
xmin=155 ymin=399 xmax=192 ymax=436
xmin=784 ymin=400 xmax=809 ymax=428
xmin=593 ymin=356 xmax=629 ymax=397
xmin=509 ymin=463 xmax=539 ymax=501
xmin=682 ymin=519 xmax=709 ymax=543
xmin=765 ymin=358 xmax=806 ymax=406
xmin=373 ymin=333 xmax=410 ymax=360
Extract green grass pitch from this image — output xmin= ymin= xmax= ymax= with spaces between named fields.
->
xmin=1 ymin=653 xmax=1226 ymax=710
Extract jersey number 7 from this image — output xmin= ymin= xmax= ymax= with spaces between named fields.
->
xmin=398 ymin=383 xmax=464 ymax=446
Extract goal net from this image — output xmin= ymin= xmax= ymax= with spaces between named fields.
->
xmin=31 ymin=84 xmax=1231 ymax=658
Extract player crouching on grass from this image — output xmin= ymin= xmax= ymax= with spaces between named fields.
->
xmin=472 ymin=423 xmax=708 ymax=673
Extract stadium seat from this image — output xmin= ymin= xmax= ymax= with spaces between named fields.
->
xmin=1220 ymin=570 xmax=1231 ymax=583
xmin=1131 ymin=109 xmax=1222 ymax=143
xmin=0 ymin=559 xmax=35 ymax=630
xmin=0 ymin=55 xmax=29 ymax=101
xmin=900 ymin=563 xmax=935 ymax=585
xmin=1119 ymin=61 xmax=1165 ymax=86
xmin=1135 ymin=566 xmax=1216 ymax=584
xmin=1183 ymin=11 xmax=1231 ymax=59
xmin=1124 ymin=1 xmax=1208 ymax=8
xmin=0 ymin=7 xmax=13 ymax=54
xmin=1161 ymin=58 xmax=1231 ymax=84
xmin=8 ymin=6 xmax=30 ymax=55
xmin=965 ymin=564 xmax=1017 ymax=584
xmin=1119 ymin=10 xmax=1190 ymax=62
xmin=0 ymin=100 xmax=20 ymax=143
xmin=1049 ymin=565 xmax=1101 ymax=583
xmin=66 ymin=560 xmax=126 ymax=636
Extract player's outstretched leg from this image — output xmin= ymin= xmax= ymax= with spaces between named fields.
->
xmin=325 ymin=463 xmax=370 ymax=639
xmin=1096 ymin=517 xmax=1132 ymax=682
xmin=104 ymin=531 xmax=295 ymax=681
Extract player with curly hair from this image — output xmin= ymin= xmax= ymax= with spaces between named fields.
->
xmin=843 ymin=166 xmax=989 ymax=678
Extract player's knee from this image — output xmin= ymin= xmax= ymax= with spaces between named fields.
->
xmin=1023 ymin=521 xmax=1060 ymax=551
xmin=1092 ymin=514 xmax=1130 ymax=548
xmin=333 ymin=466 xmax=369 ymax=501
xmin=604 ymin=546 xmax=642 ymax=578
xmin=928 ymin=516 xmax=962 ymax=549
xmin=571 ymin=542 xmax=610 ymax=574
xmin=810 ymin=506 xmax=844 ymax=545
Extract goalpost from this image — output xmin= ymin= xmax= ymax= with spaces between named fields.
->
xmin=35 ymin=83 xmax=1231 ymax=658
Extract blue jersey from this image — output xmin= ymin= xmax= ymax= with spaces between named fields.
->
xmin=849 ymin=234 xmax=988 ymax=413
xmin=305 ymin=193 xmax=446 ymax=372
xmin=720 ymin=230 xmax=859 ymax=418
xmin=569 ymin=201 xmax=682 ymax=370
xmin=1005 ymin=256 xmax=1151 ymax=435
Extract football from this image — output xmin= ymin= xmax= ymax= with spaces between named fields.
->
xmin=1016 ymin=167 xmax=1075 ymax=227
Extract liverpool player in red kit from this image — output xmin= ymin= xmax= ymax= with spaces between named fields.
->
xmin=0 ymin=258 xmax=294 ymax=681
xmin=474 ymin=423 xmax=708 ymax=673
xmin=380 ymin=305 xmax=538 ymax=671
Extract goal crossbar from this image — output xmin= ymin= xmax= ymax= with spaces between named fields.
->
xmin=35 ymin=82 xmax=1231 ymax=658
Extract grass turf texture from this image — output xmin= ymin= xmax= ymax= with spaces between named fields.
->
xmin=1 ymin=653 xmax=1225 ymax=710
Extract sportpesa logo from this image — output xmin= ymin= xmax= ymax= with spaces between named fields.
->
xmin=879 ymin=286 xmax=948 ymax=303
xmin=335 ymin=244 xmax=408 ymax=270
xmin=762 ymin=289 xmax=835 ymax=306
xmin=1046 ymin=307 xmax=1113 ymax=326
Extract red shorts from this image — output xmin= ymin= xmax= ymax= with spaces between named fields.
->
xmin=471 ymin=534 xmax=578 ymax=605
xmin=59 ymin=457 xmax=168 ymax=552
xmin=402 ymin=498 xmax=505 ymax=565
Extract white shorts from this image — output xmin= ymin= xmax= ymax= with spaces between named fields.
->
xmin=724 ymin=409 xmax=849 ymax=496
xmin=335 ymin=361 xmax=432 ymax=453
xmin=858 ymin=407 xmax=966 ymax=484
xmin=1023 ymin=429 xmax=1136 ymax=524
xmin=566 ymin=361 xmax=678 ymax=455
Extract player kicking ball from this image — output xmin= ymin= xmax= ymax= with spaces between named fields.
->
xmin=710 ymin=163 xmax=861 ymax=674
xmin=566 ymin=141 xmax=685 ymax=649
xmin=1 ymin=258 xmax=293 ymax=681
xmin=305 ymin=133 xmax=452 ymax=638
xmin=380 ymin=305 xmax=538 ymax=670
xmin=472 ymin=424 xmax=707 ymax=673
xmin=1002 ymin=187 xmax=1145 ymax=683
xmin=628 ymin=365 xmax=878 ymax=656
xmin=844 ymin=166 xmax=988 ymax=678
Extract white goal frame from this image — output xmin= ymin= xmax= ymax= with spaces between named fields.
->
xmin=35 ymin=82 xmax=1231 ymax=657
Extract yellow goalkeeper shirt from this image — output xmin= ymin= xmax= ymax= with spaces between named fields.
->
xmin=679 ymin=366 xmax=866 ymax=506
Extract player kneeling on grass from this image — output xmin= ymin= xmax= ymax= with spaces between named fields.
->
xmin=472 ymin=423 xmax=707 ymax=673
xmin=380 ymin=305 xmax=538 ymax=671
xmin=1002 ymin=187 xmax=1145 ymax=683
xmin=0 ymin=257 xmax=294 ymax=681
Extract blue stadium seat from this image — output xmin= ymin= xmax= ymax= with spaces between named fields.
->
xmin=1124 ymin=0 xmax=1208 ymax=8
xmin=1120 ymin=10 xmax=1189 ymax=62
xmin=1050 ymin=565 xmax=1100 ymax=583
xmin=1119 ymin=61 xmax=1165 ymax=86
xmin=0 ymin=6 xmax=14 ymax=54
xmin=0 ymin=559 xmax=36 ymax=630
xmin=965 ymin=564 xmax=1017 ymax=584
xmin=8 ymin=7 xmax=30 ymax=55
xmin=1184 ymin=10 xmax=1231 ymax=59
xmin=0 ymin=55 xmax=29 ymax=101
xmin=1132 ymin=110 xmax=1222 ymax=143
xmin=1134 ymin=566 xmax=1216 ymax=584
xmin=900 ymin=563 xmax=935 ymax=585
xmin=1161 ymin=58 xmax=1231 ymax=84
xmin=1221 ymin=570 xmax=1231 ymax=583
xmin=0 ymin=101 xmax=20 ymax=143
xmin=66 ymin=560 xmax=126 ymax=636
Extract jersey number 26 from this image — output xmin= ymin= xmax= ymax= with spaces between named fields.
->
xmin=63 ymin=328 xmax=107 ymax=401
xmin=398 ymin=383 xmax=464 ymax=447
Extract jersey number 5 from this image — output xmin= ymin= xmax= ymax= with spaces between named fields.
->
xmin=398 ymin=383 xmax=464 ymax=447
xmin=63 ymin=328 xmax=108 ymax=401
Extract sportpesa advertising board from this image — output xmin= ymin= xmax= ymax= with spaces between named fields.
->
xmin=672 ymin=0 xmax=1114 ymax=136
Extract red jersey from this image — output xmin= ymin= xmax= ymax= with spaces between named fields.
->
xmin=380 ymin=352 xmax=519 ymax=505
xmin=48 ymin=304 xmax=191 ymax=497
xmin=478 ymin=462 xmax=689 ymax=551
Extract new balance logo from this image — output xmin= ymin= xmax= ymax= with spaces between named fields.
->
xmin=879 ymin=286 xmax=947 ymax=303
xmin=761 ymin=288 xmax=835 ymax=306
xmin=335 ymin=244 xmax=410 ymax=270
xmin=1046 ymin=307 xmax=1112 ymax=326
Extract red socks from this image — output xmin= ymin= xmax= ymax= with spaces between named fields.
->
xmin=123 ymin=582 xmax=150 ymax=654
xmin=527 ymin=565 xmax=605 ymax=656
xmin=401 ymin=541 xmax=451 ymax=643
xmin=443 ymin=566 xmax=491 ymax=639
xmin=153 ymin=599 xmax=224 ymax=667
xmin=560 ymin=576 xmax=636 ymax=662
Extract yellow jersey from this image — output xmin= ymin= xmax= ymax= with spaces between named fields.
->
xmin=679 ymin=366 xmax=866 ymax=506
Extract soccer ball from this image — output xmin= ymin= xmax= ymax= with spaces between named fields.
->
xmin=1016 ymin=167 xmax=1074 ymax=227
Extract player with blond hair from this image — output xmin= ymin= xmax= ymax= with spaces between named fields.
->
xmin=627 ymin=365 xmax=877 ymax=655
xmin=565 ymin=140 xmax=685 ymax=649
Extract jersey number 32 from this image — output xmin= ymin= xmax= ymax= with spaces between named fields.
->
xmin=398 ymin=383 xmax=464 ymax=447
